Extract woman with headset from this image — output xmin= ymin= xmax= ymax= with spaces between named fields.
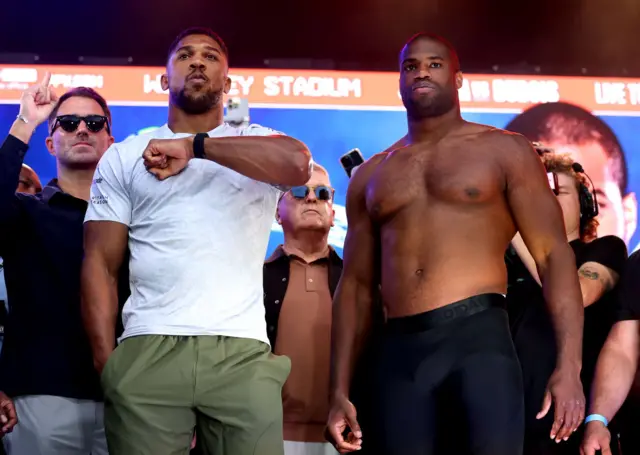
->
xmin=505 ymin=150 xmax=628 ymax=454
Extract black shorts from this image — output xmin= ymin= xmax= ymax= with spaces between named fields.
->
xmin=369 ymin=293 xmax=524 ymax=455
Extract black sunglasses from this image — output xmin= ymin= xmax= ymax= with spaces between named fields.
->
xmin=51 ymin=115 xmax=110 ymax=135
xmin=290 ymin=185 xmax=334 ymax=201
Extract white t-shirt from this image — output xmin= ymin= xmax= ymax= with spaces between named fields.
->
xmin=84 ymin=123 xmax=290 ymax=345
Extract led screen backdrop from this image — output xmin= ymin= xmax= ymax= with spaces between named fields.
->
xmin=1 ymin=65 xmax=639 ymax=256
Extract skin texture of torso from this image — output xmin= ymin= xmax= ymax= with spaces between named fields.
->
xmin=362 ymin=122 xmax=520 ymax=318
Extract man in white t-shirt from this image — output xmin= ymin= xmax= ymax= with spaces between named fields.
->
xmin=80 ymin=27 xmax=312 ymax=455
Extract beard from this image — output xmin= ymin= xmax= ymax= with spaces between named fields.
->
xmin=402 ymin=85 xmax=457 ymax=120
xmin=171 ymin=86 xmax=223 ymax=115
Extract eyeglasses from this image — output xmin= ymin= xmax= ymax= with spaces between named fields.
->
xmin=51 ymin=115 xmax=110 ymax=135
xmin=290 ymin=185 xmax=334 ymax=201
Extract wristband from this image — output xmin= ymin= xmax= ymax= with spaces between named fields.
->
xmin=585 ymin=414 xmax=608 ymax=427
xmin=193 ymin=133 xmax=208 ymax=159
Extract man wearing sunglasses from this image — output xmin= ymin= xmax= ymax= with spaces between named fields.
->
xmin=0 ymin=73 xmax=119 ymax=455
xmin=260 ymin=165 xmax=340 ymax=455
xmin=81 ymin=27 xmax=311 ymax=455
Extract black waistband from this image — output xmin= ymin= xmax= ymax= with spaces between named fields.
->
xmin=385 ymin=293 xmax=506 ymax=335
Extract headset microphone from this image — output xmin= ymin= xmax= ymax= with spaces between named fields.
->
xmin=572 ymin=162 xmax=599 ymax=219
xmin=572 ymin=162 xmax=585 ymax=174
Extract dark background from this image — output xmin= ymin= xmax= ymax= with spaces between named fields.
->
xmin=0 ymin=0 xmax=639 ymax=76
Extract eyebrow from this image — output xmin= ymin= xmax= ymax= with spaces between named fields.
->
xmin=175 ymin=45 xmax=221 ymax=55
xmin=401 ymin=55 xmax=445 ymax=65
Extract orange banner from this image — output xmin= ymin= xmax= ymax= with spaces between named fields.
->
xmin=1 ymin=64 xmax=640 ymax=113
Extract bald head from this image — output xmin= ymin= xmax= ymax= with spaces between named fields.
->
xmin=400 ymin=32 xmax=460 ymax=72
xmin=311 ymin=163 xmax=330 ymax=185
xmin=399 ymin=32 xmax=462 ymax=120
xmin=17 ymin=164 xmax=42 ymax=194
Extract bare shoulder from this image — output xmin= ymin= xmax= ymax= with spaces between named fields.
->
xmin=347 ymin=152 xmax=386 ymax=199
xmin=480 ymin=127 xmax=533 ymax=154
xmin=464 ymin=126 xmax=537 ymax=167
xmin=382 ymin=136 xmax=409 ymax=153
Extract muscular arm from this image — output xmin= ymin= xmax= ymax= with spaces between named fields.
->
xmin=504 ymin=134 xmax=583 ymax=370
xmin=330 ymin=159 xmax=378 ymax=400
xmin=588 ymin=320 xmax=639 ymax=421
xmin=81 ymin=221 xmax=128 ymax=373
xmin=202 ymin=134 xmax=312 ymax=187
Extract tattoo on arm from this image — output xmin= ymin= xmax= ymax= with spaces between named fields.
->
xmin=579 ymin=267 xmax=601 ymax=281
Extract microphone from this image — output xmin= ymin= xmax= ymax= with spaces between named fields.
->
xmin=572 ymin=161 xmax=600 ymax=218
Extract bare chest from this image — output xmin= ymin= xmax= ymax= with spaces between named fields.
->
xmin=366 ymin=146 xmax=504 ymax=221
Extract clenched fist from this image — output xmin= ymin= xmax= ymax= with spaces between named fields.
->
xmin=142 ymin=137 xmax=195 ymax=180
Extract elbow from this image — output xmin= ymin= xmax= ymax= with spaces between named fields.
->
xmin=79 ymin=258 xmax=95 ymax=302
xmin=603 ymin=339 xmax=638 ymax=375
xmin=80 ymin=253 xmax=113 ymax=292
xmin=579 ymin=284 xmax=591 ymax=308
xmin=291 ymin=149 xmax=312 ymax=185
xmin=283 ymin=137 xmax=312 ymax=185
xmin=538 ymin=241 xmax=574 ymax=273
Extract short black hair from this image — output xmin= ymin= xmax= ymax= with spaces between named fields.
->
xmin=505 ymin=102 xmax=628 ymax=194
xmin=167 ymin=27 xmax=229 ymax=61
xmin=402 ymin=32 xmax=460 ymax=71
xmin=47 ymin=87 xmax=111 ymax=134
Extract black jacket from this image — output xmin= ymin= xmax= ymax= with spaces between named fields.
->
xmin=262 ymin=244 xmax=382 ymax=447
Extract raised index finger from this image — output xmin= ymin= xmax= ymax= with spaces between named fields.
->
xmin=41 ymin=71 xmax=51 ymax=87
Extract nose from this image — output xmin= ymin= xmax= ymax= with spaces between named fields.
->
xmin=305 ymin=188 xmax=317 ymax=203
xmin=189 ymin=58 xmax=206 ymax=71
xmin=75 ymin=120 xmax=90 ymax=135
xmin=416 ymin=63 xmax=431 ymax=80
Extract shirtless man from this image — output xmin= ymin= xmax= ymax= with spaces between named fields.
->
xmin=326 ymin=33 xmax=586 ymax=455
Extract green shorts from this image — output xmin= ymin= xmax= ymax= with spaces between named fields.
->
xmin=101 ymin=335 xmax=291 ymax=455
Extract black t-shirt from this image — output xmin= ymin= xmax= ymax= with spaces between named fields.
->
xmin=614 ymin=249 xmax=640 ymax=322
xmin=506 ymin=235 xmax=628 ymax=435
xmin=575 ymin=236 xmax=628 ymax=387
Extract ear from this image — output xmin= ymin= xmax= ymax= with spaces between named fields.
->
xmin=107 ymin=135 xmax=115 ymax=147
xmin=45 ymin=136 xmax=56 ymax=157
xmin=224 ymin=76 xmax=231 ymax=95
xmin=275 ymin=205 xmax=282 ymax=225
xmin=330 ymin=208 xmax=335 ymax=227
xmin=161 ymin=73 xmax=169 ymax=91
xmin=622 ymin=192 xmax=638 ymax=245
xmin=455 ymin=71 xmax=464 ymax=90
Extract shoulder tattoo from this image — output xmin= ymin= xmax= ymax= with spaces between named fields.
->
xmin=579 ymin=267 xmax=601 ymax=281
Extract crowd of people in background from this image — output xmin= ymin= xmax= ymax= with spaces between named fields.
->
xmin=0 ymin=26 xmax=639 ymax=455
